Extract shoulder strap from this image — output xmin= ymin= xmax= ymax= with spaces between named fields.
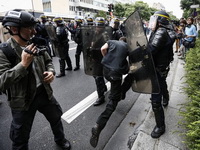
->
xmin=0 ymin=42 xmax=17 ymax=67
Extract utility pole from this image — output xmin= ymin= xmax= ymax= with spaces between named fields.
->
xmin=31 ymin=0 xmax=35 ymax=17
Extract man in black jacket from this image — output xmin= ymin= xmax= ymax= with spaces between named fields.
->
xmin=90 ymin=37 xmax=129 ymax=147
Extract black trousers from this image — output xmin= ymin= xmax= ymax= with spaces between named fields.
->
xmin=151 ymin=71 xmax=168 ymax=127
xmin=151 ymin=70 xmax=169 ymax=104
xmin=93 ymin=76 xmax=106 ymax=98
xmin=10 ymin=85 xmax=65 ymax=150
xmin=96 ymin=67 xmax=122 ymax=129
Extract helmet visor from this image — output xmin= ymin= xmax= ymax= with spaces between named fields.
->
xmin=148 ymin=15 xmax=158 ymax=31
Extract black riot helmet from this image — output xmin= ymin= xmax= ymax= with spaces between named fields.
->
xmin=149 ymin=10 xmax=170 ymax=31
xmin=154 ymin=10 xmax=170 ymax=25
xmin=95 ymin=17 xmax=105 ymax=26
xmin=53 ymin=17 xmax=64 ymax=25
xmin=3 ymin=10 xmax=37 ymax=28
xmin=39 ymin=14 xmax=47 ymax=23
xmin=75 ymin=18 xmax=82 ymax=27
xmin=86 ymin=17 xmax=93 ymax=26
xmin=109 ymin=18 xmax=120 ymax=29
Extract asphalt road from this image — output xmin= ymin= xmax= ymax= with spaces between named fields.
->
xmin=0 ymin=40 xmax=140 ymax=150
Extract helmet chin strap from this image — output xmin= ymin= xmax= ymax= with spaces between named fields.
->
xmin=18 ymin=34 xmax=29 ymax=42
xmin=17 ymin=27 xmax=29 ymax=42
xmin=7 ymin=27 xmax=29 ymax=42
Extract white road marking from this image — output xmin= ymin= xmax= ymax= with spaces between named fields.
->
xmin=61 ymin=82 xmax=111 ymax=124
xmin=69 ymin=47 xmax=76 ymax=51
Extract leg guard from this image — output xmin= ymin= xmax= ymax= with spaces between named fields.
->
xmin=152 ymin=101 xmax=165 ymax=127
xmin=74 ymin=54 xmax=80 ymax=71
xmin=151 ymin=101 xmax=165 ymax=138
xmin=56 ymin=59 xmax=65 ymax=78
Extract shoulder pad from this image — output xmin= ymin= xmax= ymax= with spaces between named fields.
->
xmin=151 ymin=28 xmax=167 ymax=47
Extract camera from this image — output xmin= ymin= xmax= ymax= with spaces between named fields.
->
xmin=26 ymin=37 xmax=47 ymax=56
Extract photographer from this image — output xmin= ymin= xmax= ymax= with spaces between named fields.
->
xmin=0 ymin=10 xmax=71 ymax=150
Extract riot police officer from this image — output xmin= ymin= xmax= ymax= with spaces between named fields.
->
xmin=35 ymin=14 xmax=52 ymax=56
xmin=53 ymin=17 xmax=72 ymax=77
xmin=67 ymin=18 xmax=83 ymax=71
xmin=109 ymin=18 xmax=123 ymax=40
xmin=148 ymin=10 xmax=176 ymax=138
xmin=86 ymin=17 xmax=94 ymax=26
xmin=91 ymin=17 xmax=108 ymax=106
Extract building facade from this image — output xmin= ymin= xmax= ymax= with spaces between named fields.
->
xmin=31 ymin=0 xmax=133 ymax=19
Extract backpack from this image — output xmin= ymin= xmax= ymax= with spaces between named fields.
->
xmin=0 ymin=42 xmax=17 ymax=67
xmin=0 ymin=42 xmax=16 ymax=97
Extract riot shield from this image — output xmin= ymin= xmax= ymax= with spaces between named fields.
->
xmin=81 ymin=26 xmax=112 ymax=76
xmin=45 ymin=25 xmax=60 ymax=57
xmin=125 ymin=11 xmax=160 ymax=94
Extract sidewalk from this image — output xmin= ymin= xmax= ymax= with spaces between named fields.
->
xmin=104 ymin=54 xmax=188 ymax=150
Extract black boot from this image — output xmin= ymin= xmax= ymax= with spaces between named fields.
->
xmin=56 ymin=59 xmax=66 ymax=78
xmin=163 ymin=97 xmax=169 ymax=107
xmin=93 ymin=96 xmax=105 ymax=106
xmin=65 ymin=67 xmax=72 ymax=71
xmin=65 ymin=58 xmax=72 ymax=71
xmin=93 ymin=77 xmax=106 ymax=106
xmin=151 ymin=102 xmax=165 ymax=138
xmin=56 ymin=139 xmax=71 ymax=150
xmin=90 ymin=124 xmax=102 ymax=148
xmin=74 ymin=55 xmax=80 ymax=71
xmin=151 ymin=125 xmax=165 ymax=138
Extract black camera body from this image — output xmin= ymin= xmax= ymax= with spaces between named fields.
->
xmin=29 ymin=37 xmax=47 ymax=56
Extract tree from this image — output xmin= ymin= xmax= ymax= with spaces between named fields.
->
xmin=95 ymin=10 xmax=107 ymax=18
xmin=113 ymin=1 xmax=157 ymax=21
xmin=132 ymin=1 xmax=153 ymax=21
xmin=180 ymin=0 xmax=200 ymax=18
xmin=113 ymin=3 xmax=127 ymax=18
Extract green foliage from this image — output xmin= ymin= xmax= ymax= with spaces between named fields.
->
xmin=95 ymin=10 xmax=107 ymax=18
xmin=113 ymin=1 xmax=178 ymax=21
xmin=113 ymin=3 xmax=127 ymax=18
xmin=180 ymin=39 xmax=200 ymax=150
xmin=180 ymin=0 xmax=199 ymax=18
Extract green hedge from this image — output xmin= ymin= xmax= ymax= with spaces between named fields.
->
xmin=180 ymin=38 xmax=200 ymax=150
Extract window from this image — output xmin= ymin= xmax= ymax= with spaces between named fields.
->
xmin=69 ymin=6 xmax=76 ymax=11
xmin=43 ymin=2 xmax=52 ymax=12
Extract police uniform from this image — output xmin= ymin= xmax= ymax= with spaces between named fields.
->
xmin=110 ymin=18 xmax=123 ymax=40
xmin=54 ymin=17 xmax=72 ymax=78
xmin=35 ymin=15 xmax=52 ymax=56
xmin=148 ymin=10 xmax=176 ymax=138
xmin=67 ymin=18 xmax=83 ymax=71
xmin=92 ymin=17 xmax=108 ymax=106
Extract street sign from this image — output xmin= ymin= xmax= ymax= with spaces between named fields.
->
xmin=190 ymin=4 xmax=199 ymax=8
